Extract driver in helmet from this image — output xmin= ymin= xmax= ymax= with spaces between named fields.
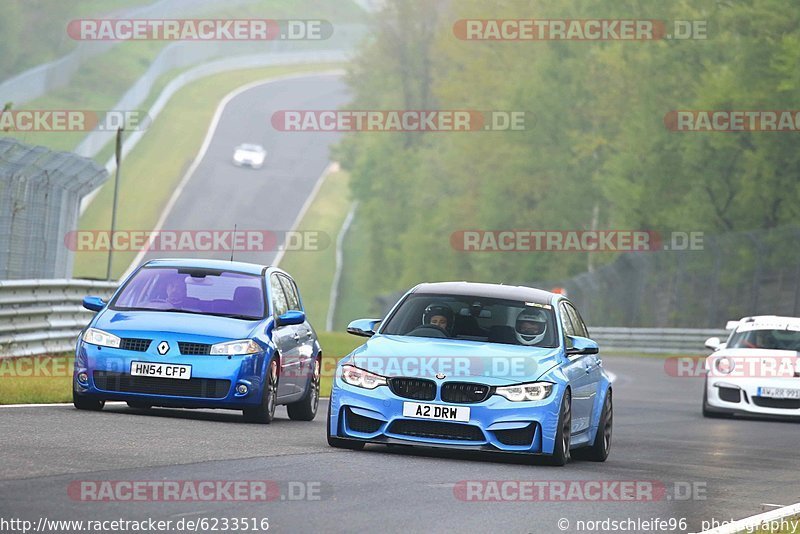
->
xmin=165 ymin=278 xmax=189 ymax=307
xmin=422 ymin=303 xmax=454 ymax=336
xmin=515 ymin=308 xmax=548 ymax=346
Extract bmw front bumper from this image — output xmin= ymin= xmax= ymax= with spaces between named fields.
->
xmin=329 ymin=376 xmax=564 ymax=455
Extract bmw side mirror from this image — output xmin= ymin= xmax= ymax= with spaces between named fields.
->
xmin=347 ymin=318 xmax=382 ymax=338
xmin=276 ymin=310 xmax=305 ymax=327
xmin=82 ymin=296 xmax=106 ymax=312
xmin=704 ymin=337 xmax=721 ymax=351
xmin=566 ymin=335 xmax=599 ymax=355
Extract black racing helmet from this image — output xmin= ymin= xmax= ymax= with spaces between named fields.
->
xmin=422 ymin=302 xmax=454 ymax=333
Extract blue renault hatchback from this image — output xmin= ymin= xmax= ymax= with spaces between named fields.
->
xmin=328 ymin=282 xmax=612 ymax=465
xmin=73 ymin=259 xmax=321 ymax=424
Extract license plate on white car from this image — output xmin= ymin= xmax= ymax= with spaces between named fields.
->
xmin=758 ymin=387 xmax=800 ymax=399
xmin=130 ymin=361 xmax=191 ymax=380
xmin=402 ymin=402 xmax=470 ymax=422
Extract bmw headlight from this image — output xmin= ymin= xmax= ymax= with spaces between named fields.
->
xmin=210 ymin=339 xmax=261 ymax=355
xmin=341 ymin=365 xmax=387 ymax=389
xmin=82 ymin=328 xmax=121 ymax=348
xmin=495 ymin=382 xmax=554 ymax=402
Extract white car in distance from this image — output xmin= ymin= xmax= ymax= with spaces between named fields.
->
xmin=703 ymin=315 xmax=800 ymax=419
xmin=233 ymin=143 xmax=267 ymax=169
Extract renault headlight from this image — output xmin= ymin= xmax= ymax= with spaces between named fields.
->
xmin=210 ymin=339 xmax=261 ymax=355
xmin=82 ymin=328 xmax=121 ymax=348
xmin=495 ymin=382 xmax=554 ymax=402
xmin=341 ymin=365 xmax=387 ymax=389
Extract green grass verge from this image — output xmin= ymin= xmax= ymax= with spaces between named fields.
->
xmin=73 ymin=62 xmax=344 ymax=280
xmin=278 ymin=169 xmax=352 ymax=329
xmin=0 ymin=332 xmax=364 ymax=405
xmin=334 ymin=212 xmax=379 ymax=330
xmin=1 ymin=0 xmax=364 ymax=155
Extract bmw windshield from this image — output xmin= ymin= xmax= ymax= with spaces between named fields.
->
xmin=380 ymin=293 xmax=558 ymax=348
xmin=111 ymin=267 xmax=266 ymax=320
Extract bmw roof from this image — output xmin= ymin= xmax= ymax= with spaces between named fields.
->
xmin=410 ymin=281 xmax=557 ymax=305
xmin=142 ymin=258 xmax=269 ymax=276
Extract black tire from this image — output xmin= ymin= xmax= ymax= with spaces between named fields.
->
xmin=702 ymin=378 xmax=731 ymax=418
xmin=126 ymin=401 xmax=151 ymax=410
xmin=543 ymin=389 xmax=571 ymax=466
xmin=326 ymin=398 xmax=365 ymax=450
xmin=287 ymin=357 xmax=320 ymax=421
xmin=243 ymin=359 xmax=278 ymax=424
xmin=73 ymin=390 xmax=104 ymax=411
xmin=573 ymin=390 xmax=612 ymax=462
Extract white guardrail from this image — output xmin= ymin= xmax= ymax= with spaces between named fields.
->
xmin=0 ymin=279 xmax=727 ymax=359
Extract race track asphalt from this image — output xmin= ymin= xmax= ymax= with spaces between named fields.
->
xmin=2 ymin=355 xmax=798 ymax=534
xmin=139 ymin=72 xmax=349 ymax=266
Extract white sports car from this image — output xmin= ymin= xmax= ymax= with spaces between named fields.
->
xmin=703 ymin=315 xmax=800 ymax=419
xmin=232 ymin=143 xmax=266 ymax=169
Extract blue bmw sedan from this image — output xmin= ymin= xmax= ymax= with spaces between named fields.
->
xmin=328 ymin=282 xmax=612 ymax=465
xmin=73 ymin=259 xmax=321 ymax=424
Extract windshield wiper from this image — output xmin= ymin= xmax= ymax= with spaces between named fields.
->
xmin=114 ymin=307 xmax=259 ymax=320
xmin=211 ymin=313 xmax=260 ymax=321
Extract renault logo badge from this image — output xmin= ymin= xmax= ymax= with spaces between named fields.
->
xmin=157 ymin=341 xmax=169 ymax=355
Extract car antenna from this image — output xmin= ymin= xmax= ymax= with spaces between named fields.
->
xmin=230 ymin=224 xmax=238 ymax=262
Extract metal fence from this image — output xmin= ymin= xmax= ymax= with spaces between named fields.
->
xmin=538 ymin=226 xmax=800 ymax=329
xmin=0 ymin=139 xmax=108 ymax=280
xmin=0 ymin=279 xmax=117 ymax=357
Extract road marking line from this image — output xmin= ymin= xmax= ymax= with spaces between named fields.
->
xmin=0 ymin=401 xmax=125 ymax=408
xmin=120 ymin=70 xmax=345 ymax=280
xmin=1 ymin=400 xmax=330 ymax=408
xmin=694 ymin=501 xmax=800 ymax=534
xmin=272 ymin=160 xmax=339 ymax=268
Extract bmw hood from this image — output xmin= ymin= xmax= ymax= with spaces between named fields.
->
xmin=92 ymin=310 xmax=260 ymax=342
xmin=347 ymin=335 xmax=561 ymax=385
